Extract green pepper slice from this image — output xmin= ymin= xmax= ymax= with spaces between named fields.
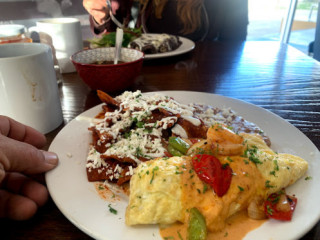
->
xmin=187 ymin=207 xmax=207 ymax=240
xmin=167 ymin=144 xmax=183 ymax=157
xmin=168 ymin=137 xmax=190 ymax=155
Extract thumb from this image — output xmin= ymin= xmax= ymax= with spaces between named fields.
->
xmin=0 ymin=135 xmax=58 ymax=180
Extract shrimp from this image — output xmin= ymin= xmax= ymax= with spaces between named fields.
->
xmin=207 ymin=124 xmax=244 ymax=156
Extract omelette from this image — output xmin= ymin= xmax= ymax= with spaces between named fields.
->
xmin=125 ymin=124 xmax=308 ymax=237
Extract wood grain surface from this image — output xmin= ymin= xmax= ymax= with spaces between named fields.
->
xmin=2 ymin=41 xmax=319 ymax=240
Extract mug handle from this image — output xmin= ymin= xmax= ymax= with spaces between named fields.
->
xmin=27 ymin=26 xmax=40 ymax=42
xmin=28 ymin=26 xmax=61 ymax=79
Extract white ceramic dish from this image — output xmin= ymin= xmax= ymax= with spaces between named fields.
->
xmin=46 ymin=91 xmax=320 ymax=240
xmin=143 ymin=34 xmax=195 ymax=59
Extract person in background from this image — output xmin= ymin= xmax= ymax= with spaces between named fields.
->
xmin=0 ymin=116 xmax=59 ymax=220
xmin=83 ymin=0 xmax=248 ymax=41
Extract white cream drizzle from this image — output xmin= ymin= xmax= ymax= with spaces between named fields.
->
xmin=87 ymin=91 xmax=240 ymax=173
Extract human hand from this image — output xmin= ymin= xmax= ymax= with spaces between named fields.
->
xmin=0 ymin=116 xmax=59 ymax=220
xmin=83 ymin=0 xmax=120 ymax=25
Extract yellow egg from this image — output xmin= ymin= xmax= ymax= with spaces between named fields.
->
xmin=125 ymin=132 xmax=309 ymax=235
xmin=126 ymin=157 xmax=186 ymax=225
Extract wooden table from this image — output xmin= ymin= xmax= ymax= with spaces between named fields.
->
xmin=2 ymin=41 xmax=320 ymax=239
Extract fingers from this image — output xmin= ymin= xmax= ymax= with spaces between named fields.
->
xmin=83 ymin=0 xmax=119 ymax=14
xmin=83 ymin=0 xmax=107 ymax=12
xmin=0 ymin=190 xmax=38 ymax=220
xmin=91 ymin=9 xmax=110 ymax=25
xmin=0 ymin=173 xmax=49 ymax=220
xmin=83 ymin=0 xmax=109 ymax=24
xmin=0 ymin=172 xmax=49 ymax=220
xmin=0 ymin=115 xmax=46 ymax=148
xmin=0 ymin=135 xmax=58 ymax=181
xmin=1 ymin=173 xmax=49 ymax=207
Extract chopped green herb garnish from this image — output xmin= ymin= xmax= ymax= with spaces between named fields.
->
xmin=270 ymin=170 xmax=276 ymax=176
xmin=136 ymin=147 xmax=147 ymax=158
xmin=273 ymin=159 xmax=279 ymax=171
xmin=222 ymin=163 xmax=229 ymax=169
xmin=266 ymin=205 xmax=273 ymax=215
xmin=265 ymin=180 xmax=275 ymax=188
xmin=227 ymin=157 xmax=233 ymax=162
xmin=244 ymin=145 xmax=262 ymax=164
xmin=124 ymin=131 xmax=132 ymax=139
xmin=164 ymin=237 xmax=174 ymax=240
xmin=150 ymin=166 xmax=159 ymax=184
xmin=108 ymin=204 xmax=118 ymax=215
xmin=136 ymin=121 xmax=144 ymax=128
xmin=203 ymin=184 xmax=208 ymax=193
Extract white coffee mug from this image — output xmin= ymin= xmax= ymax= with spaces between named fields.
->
xmin=0 ymin=43 xmax=63 ymax=134
xmin=29 ymin=17 xmax=83 ymax=73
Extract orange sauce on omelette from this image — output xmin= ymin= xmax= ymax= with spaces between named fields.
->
xmin=160 ymin=211 xmax=266 ymax=240
xmin=160 ymin=155 xmax=267 ymax=240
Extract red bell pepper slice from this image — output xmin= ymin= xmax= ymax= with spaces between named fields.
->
xmin=164 ymin=151 xmax=173 ymax=158
xmin=264 ymin=190 xmax=297 ymax=221
xmin=192 ymin=154 xmax=232 ymax=197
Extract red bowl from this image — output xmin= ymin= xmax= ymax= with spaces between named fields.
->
xmin=71 ymin=47 xmax=144 ymax=92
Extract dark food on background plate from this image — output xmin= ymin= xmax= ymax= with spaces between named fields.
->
xmin=128 ymin=34 xmax=182 ymax=54
xmin=86 ymin=90 xmax=270 ymax=185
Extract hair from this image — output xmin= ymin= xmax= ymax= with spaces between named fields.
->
xmin=139 ymin=0 xmax=204 ymax=35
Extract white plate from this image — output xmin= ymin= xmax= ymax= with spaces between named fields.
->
xmin=46 ymin=91 xmax=320 ymax=240
xmin=143 ymin=34 xmax=195 ymax=59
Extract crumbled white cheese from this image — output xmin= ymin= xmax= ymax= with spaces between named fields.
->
xmin=89 ymin=91 xmax=240 ymax=169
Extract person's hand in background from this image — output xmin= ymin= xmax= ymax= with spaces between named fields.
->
xmin=83 ymin=0 xmax=120 ymax=25
xmin=0 ymin=116 xmax=59 ymax=220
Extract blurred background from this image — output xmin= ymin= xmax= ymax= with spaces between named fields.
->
xmin=0 ymin=0 xmax=319 ymax=57
xmin=248 ymin=0 xmax=318 ymax=56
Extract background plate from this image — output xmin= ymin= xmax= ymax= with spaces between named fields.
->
xmin=46 ymin=91 xmax=320 ymax=240
xmin=143 ymin=34 xmax=195 ymax=59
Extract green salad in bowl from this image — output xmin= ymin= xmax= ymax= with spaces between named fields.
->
xmin=88 ymin=27 xmax=142 ymax=48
